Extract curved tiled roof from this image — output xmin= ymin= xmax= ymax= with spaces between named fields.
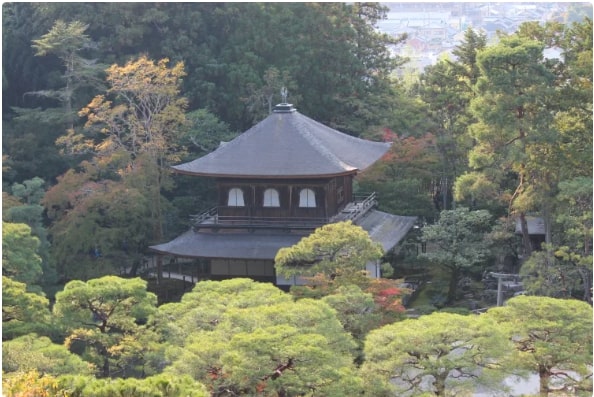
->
xmin=149 ymin=210 xmax=417 ymax=260
xmin=173 ymin=106 xmax=391 ymax=178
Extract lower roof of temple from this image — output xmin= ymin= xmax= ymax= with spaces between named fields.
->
xmin=149 ymin=210 xmax=417 ymax=260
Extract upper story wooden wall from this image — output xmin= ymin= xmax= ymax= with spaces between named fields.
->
xmin=216 ymin=175 xmax=353 ymax=220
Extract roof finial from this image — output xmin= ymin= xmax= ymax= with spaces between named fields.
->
xmin=273 ymin=87 xmax=295 ymax=113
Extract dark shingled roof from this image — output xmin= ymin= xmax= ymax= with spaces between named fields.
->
xmin=150 ymin=230 xmax=304 ymax=260
xmin=173 ymin=105 xmax=392 ymax=178
xmin=149 ymin=210 xmax=417 ymax=260
xmin=356 ymin=210 xmax=417 ymax=252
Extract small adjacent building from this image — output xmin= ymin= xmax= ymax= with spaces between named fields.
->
xmin=515 ymin=216 xmax=546 ymax=252
xmin=149 ymin=103 xmax=417 ymax=287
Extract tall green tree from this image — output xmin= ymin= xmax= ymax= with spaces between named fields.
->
xmin=421 ymin=207 xmax=493 ymax=304
xmin=551 ymin=18 xmax=592 ymax=184
xmin=547 ymin=19 xmax=592 ymax=303
xmin=419 ymin=59 xmax=466 ymax=212
xmin=53 ymin=276 xmax=158 ymax=378
xmin=31 ymin=20 xmax=105 ymax=131
xmin=486 ymin=295 xmax=593 ymax=396
xmin=456 ymin=32 xmax=557 ymax=256
xmin=419 ymin=28 xmax=487 ymax=211
xmin=361 ymin=312 xmax=509 ymax=396
xmin=451 ymin=28 xmax=488 ymax=84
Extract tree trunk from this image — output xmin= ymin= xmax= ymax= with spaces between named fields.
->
xmin=65 ymin=54 xmax=74 ymax=132
xmin=538 ymin=364 xmax=550 ymax=396
xmin=447 ymin=267 xmax=460 ymax=304
xmin=578 ymin=267 xmax=593 ymax=304
xmin=519 ymin=212 xmax=533 ymax=258
xmin=129 ymin=257 xmax=141 ymax=277
xmin=434 ymin=372 xmax=447 ymax=396
xmin=151 ymin=158 xmax=164 ymax=288
xmin=102 ymin=356 xmax=110 ymax=378
xmin=99 ymin=345 xmax=110 ymax=378
xmin=441 ymin=176 xmax=448 ymax=211
xmin=542 ymin=205 xmax=553 ymax=247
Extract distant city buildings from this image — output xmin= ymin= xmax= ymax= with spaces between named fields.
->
xmin=377 ymin=2 xmax=590 ymax=71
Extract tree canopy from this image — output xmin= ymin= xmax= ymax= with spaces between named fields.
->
xmin=275 ymin=221 xmax=384 ymax=282
xmin=421 ymin=207 xmax=493 ymax=304
xmin=53 ymin=276 xmax=158 ymax=378
xmin=362 ymin=312 xmax=509 ymax=396
xmin=2 ymin=276 xmax=52 ymax=340
xmin=486 ymin=295 xmax=593 ymax=395
xmin=157 ymin=278 xmax=362 ymax=396
xmin=2 ymin=222 xmax=43 ymax=286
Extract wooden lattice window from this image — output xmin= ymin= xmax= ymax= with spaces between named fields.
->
xmin=228 ymin=188 xmax=245 ymax=207
xmin=299 ymin=188 xmax=316 ymax=208
xmin=263 ymin=188 xmax=280 ymax=207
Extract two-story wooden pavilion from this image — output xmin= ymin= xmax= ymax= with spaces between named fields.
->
xmin=149 ymin=103 xmax=417 ymax=286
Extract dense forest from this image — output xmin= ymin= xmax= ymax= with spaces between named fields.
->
xmin=2 ymin=2 xmax=592 ymax=396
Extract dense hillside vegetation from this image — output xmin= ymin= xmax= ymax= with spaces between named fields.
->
xmin=2 ymin=3 xmax=592 ymax=395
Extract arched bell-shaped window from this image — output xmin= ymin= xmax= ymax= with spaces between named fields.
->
xmin=299 ymin=188 xmax=316 ymax=208
xmin=227 ymin=188 xmax=245 ymax=207
xmin=263 ymin=188 xmax=280 ymax=207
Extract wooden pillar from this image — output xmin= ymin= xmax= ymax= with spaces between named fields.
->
xmin=249 ymin=185 xmax=254 ymax=218
xmin=289 ymin=185 xmax=293 ymax=216
xmin=156 ymin=255 xmax=163 ymax=286
xmin=324 ymin=183 xmax=328 ymax=220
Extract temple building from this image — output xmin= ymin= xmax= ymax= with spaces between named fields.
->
xmin=149 ymin=102 xmax=417 ymax=287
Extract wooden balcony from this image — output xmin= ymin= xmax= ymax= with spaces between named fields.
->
xmin=191 ymin=192 xmax=377 ymax=232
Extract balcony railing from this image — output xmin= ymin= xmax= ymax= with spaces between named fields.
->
xmin=190 ymin=192 xmax=377 ymax=231
xmin=330 ymin=192 xmax=377 ymax=223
